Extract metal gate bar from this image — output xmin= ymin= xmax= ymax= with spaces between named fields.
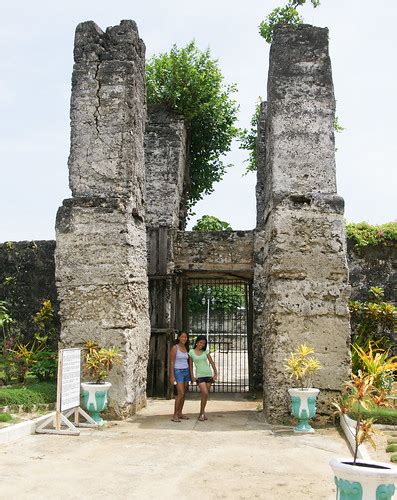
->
xmin=186 ymin=278 xmax=249 ymax=393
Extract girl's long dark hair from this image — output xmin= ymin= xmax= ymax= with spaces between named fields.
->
xmin=194 ymin=335 xmax=207 ymax=351
xmin=174 ymin=331 xmax=190 ymax=351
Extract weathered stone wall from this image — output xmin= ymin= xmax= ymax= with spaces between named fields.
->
xmin=348 ymin=241 xmax=397 ymax=303
xmin=254 ymin=25 xmax=351 ymax=421
xmin=0 ymin=241 xmax=58 ymax=343
xmin=56 ymin=20 xmax=150 ymax=417
xmin=173 ymin=230 xmax=254 ymax=277
xmin=145 ymin=106 xmax=189 ymax=229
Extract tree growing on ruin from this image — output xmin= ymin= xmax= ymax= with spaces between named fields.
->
xmin=259 ymin=0 xmax=321 ymax=43
xmin=192 ymin=215 xmax=233 ymax=231
xmin=238 ymin=99 xmax=263 ymax=174
xmin=146 ymin=41 xmax=239 ymax=215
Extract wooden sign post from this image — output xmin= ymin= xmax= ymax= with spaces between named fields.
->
xmin=36 ymin=348 xmax=97 ymax=435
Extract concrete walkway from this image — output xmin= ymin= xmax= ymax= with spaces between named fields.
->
xmin=0 ymin=395 xmax=350 ymax=499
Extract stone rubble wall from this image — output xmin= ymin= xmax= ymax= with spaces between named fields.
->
xmin=347 ymin=240 xmax=397 ymax=303
xmin=254 ymin=25 xmax=351 ymax=421
xmin=0 ymin=241 xmax=58 ymax=344
xmin=55 ymin=20 xmax=150 ymax=417
xmin=2 ymin=237 xmax=394 ymax=349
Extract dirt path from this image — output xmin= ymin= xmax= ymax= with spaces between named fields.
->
xmin=0 ymin=395 xmax=350 ymax=499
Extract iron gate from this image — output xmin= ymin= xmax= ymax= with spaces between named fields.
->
xmin=185 ymin=277 xmax=252 ymax=393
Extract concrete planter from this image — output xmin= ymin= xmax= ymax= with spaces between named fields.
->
xmin=330 ymin=457 xmax=397 ymax=499
xmin=288 ymin=387 xmax=320 ymax=433
xmin=81 ymin=382 xmax=111 ymax=425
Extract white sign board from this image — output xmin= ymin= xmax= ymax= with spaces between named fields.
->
xmin=36 ymin=347 xmax=97 ymax=435
xmin=60 ymin=348 xmax=81 ymax=412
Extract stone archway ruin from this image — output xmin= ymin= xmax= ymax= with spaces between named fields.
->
xmin=55 ymin=20 xmax=351 ymax=421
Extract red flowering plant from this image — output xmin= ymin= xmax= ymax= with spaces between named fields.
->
xmin=332 ymin=371 xmax=391 ymax=463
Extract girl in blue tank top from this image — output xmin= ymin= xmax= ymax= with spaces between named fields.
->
xmin=169 ymin=331 xmax=191 ymax=422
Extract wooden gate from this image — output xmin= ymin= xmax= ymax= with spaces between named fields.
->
xmin=146 ymin=229 xmax=253 ymax=397
xmin=146 ymin=227 xmax=182 ymax=397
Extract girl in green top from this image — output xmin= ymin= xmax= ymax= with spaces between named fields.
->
xmin=189 ymin=335 xmax=218 ymax=421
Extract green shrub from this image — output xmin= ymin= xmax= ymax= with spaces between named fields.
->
xmin=0 ymin=412 xmax=13 ymax=422
xmin=346 ymin=221 xmax=397 ymax=247
xmin=33 ymin=299 xmax=58 ymax=350
xmin=259 ymin=0 xmax=320 ymax=44
xmin=29 ymin=350 xmax=57 ymax=381
xmin=0 ymin=381 xmax=56 ymax=408
xmin=192 ymin=215 xmax=232 ymax=231
xmin=350 ymin=287 xmax=397 ymax=357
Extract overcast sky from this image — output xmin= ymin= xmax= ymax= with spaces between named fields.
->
xmin=1 ymin=0 xmax=396 ymax=241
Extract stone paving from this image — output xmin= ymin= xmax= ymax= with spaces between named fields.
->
xmin=0 ymin=395 xmax=351 ymax=499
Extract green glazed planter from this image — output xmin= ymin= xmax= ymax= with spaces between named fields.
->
xmin=81 ymin=381 xmax=111 ymax=425
xmin=288 ymin=387 xmax=320 ymax=433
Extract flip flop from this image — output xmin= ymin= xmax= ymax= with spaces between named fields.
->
xmin=171 ymin=418 xmax=181 ymax=422
xmin=203 ymin=414 xmax=208 ymax=420
xmin=198 ymin=415 xmax=205 ymax=422
xmin=179 ymin=415 xmax=190 ymax=420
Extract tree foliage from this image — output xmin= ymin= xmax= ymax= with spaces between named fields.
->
xmin=192 ymin=215 xmax=233 ymax=231
xmin=259 ymin=0 xmax=321 ymax=44
xmin=146 ymin=41 xmax=239 ymax=213
xmin=238 ymin=99 xmax=263 ymax=174
xmin=188 ymin=284 xmax=245 ymax=315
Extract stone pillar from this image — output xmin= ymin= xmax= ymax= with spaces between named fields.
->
xmin=55 ymin=20 xmax=150 ymax=417
xmin=144 ymin=106 xmax=189 ymax=396
xmin=145 ymin=106 xmax=189 ymax=230
xmin=254 ymin=25 xmax=351 ymax=421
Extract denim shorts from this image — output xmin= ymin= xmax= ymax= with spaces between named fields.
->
xmin=174 ymin=368 xmax=191 ymax=383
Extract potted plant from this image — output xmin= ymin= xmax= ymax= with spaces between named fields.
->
xmin=285 ymin=344 xmax=322 ymax=433
xmin=81 ymin=340 xmax=122 ymax=425
xmin=330 ymin=361 xmax=397 ymax=498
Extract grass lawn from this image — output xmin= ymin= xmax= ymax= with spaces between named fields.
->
xmin=0 ymin=380 xmax=56 ymax=409
xmin=350 ymin=404 xmax=397 ymax=426
xmin=0 ymin=412 xmax=13 ymax=422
